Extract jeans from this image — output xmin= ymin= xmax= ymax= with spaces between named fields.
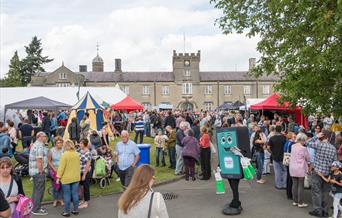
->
xmin=175 ymin=145 xmax=184 ymax=174
xmin=311 ymin=171 xmax=330 ymax=214
xmin=134 ymin=130 xmax=144 ymax=144
xmin=263 ymin=150 xmax=271 ymax=174
xmin=118 ymin=167 xmax=135 ymax=187
xmin=32 ymin=174 xmax=46 ymax=212
xmin=80 ymin=172 xmax=91 ymax=201
xmin=332 ymin=193 xmax=342 ymax=218
xmin=22 ymin=136 xmax=32 ymax=148
xmin=292 ymin=177 xmax=304 ymax=204
xmin=156 ymin=147 xmax=165 ymax=166
xmin=255 ymin=152 xmax=264 ymax=180
xmin=200 ymin=147 xmax=211 ymax=179
xmin=144 ymin=122 xmax=151 ymax=137
xmin=62 ymin=182 xmax=79 ymax=214
xmin=168 ymin=147 xmax=176 ymax=169
xmin=273 ymin=160 xmax=287 ymax=189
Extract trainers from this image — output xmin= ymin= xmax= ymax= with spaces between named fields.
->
xmin=298 ymin=203 xmax=308 ymax=208
xmin=32 ymin=208 xmax=48 ymax=216
xmin=292 ymin=202 xmax=298 ymax=206
xmin=256 ymin=179 xmax=266 ymax=184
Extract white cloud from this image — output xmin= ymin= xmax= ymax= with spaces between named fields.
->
xmin=0 ymin=1 xmax=260 ymax=78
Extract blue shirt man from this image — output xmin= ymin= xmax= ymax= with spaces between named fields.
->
xmin=115 ymin=130 xmax=140 ymax=187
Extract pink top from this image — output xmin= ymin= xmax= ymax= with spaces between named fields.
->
xmin=289 ymin=143 xmax=311 ymax=178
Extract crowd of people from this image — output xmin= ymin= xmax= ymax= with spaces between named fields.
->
xmin=0 ymin=108 xmax=342 ymax=217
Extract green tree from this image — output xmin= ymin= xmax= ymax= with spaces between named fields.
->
xmin=21 ymin=36 xmax=53 ymax=85
xmin=211 ymin=0 xmax=342 ymax=115
xmin=5 ymin=51 xmax=23 ymax=87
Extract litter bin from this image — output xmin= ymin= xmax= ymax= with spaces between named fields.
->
xmin=136 ymin=144 xmax=151 ymax=167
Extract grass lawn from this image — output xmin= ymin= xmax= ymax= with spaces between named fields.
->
xmin=19 ymin=134 xmax=178 ymax=202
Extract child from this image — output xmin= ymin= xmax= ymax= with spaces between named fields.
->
xmin=154 ymin=129 xmax=166 ymax=167
xmin=317 ymin=161 xmax=342 ymax=218
xmin=263 ymin=149 xmax=271 ymax=175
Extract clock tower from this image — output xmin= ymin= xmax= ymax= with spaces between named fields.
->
xmin=172 ymin=50 xmax=200 ymax=84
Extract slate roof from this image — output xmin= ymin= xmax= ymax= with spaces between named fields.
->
xmin=34 ymin=71 xmax=277 ymax=82
xmin=200 ymin=71 xmax=277 ymax=81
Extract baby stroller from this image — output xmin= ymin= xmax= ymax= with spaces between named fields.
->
xmin=14 ymin=152 xmax=29 ymax=177
xmin=92 ymin=156 xmax=111 ymax=188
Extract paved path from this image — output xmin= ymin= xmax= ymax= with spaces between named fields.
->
xmin=33 ymin=174 xmax=317 ymax=218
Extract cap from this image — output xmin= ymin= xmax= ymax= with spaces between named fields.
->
xmin=36 ymin=131 xmax=47 ymax=138
xmin=331 ymin=161 xmax=342 ymax=169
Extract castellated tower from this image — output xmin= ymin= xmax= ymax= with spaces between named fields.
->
xmin=172 ymin=50 xmax=200 ymax=85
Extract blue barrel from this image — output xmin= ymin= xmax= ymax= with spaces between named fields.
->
xmin=136 ymin=144 xmax=151 ymax=167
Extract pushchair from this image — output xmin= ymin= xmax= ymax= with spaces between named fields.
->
xmin=91 ymin=156 xmax=111 ymax=188
xmin=14 ymin=152 xmax=29 ymax=177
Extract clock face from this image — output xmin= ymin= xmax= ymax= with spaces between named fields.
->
xmin=184 ymin=60 xmax=190 ymax=66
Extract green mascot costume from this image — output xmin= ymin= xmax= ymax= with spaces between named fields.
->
xmin=216 ymin=126 xmax=251 ymax=215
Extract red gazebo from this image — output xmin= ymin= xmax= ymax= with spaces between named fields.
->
xmin=111 ymin=96 xmax=144 ymax=112
xmin=250 ymin=93 xmax=307 ymax=128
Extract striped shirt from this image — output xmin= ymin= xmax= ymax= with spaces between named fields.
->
xmin=135 ymin=120 xmax=145 ymax=131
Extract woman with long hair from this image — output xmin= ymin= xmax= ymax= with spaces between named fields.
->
xmin=118 ymin=165 xmax=169 ymax=218
xmin=0 ymin=157 xmax=25 ymax=216
xmin=78 ymin=138 xmax=92 ymax=209
xmin=57 ymin=140 xmax=81 ymax=216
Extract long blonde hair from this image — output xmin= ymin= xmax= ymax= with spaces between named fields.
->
xmin=117 ymin=165 xmax=155 ymax=214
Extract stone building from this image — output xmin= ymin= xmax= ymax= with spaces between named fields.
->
xmin=30 ymin=50 xmax=277 ymax=110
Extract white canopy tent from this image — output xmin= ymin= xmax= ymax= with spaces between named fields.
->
xmin=239 ymin=98 xmax=266 ymax=110
xmin=0 ymin=87 xmax=127 ymax=120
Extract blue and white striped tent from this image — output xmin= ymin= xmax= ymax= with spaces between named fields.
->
xmin=64 ymin=92 xmax=106 ymax=140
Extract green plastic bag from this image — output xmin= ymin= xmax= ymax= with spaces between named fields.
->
xmin=240 ymin=157 xmax=254 ymax=180
xmin=95 ymin=158 xmax=106 ymax=177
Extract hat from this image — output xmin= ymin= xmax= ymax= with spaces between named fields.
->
xmin=331 ymin=161 xmax=342 ymax=169
xmin=36 ymin=131 xmax=47 ymax=138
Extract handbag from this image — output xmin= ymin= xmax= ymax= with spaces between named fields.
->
xmin=283 ymin=141 xmax=291 ymax=166
xmin=210 ymin=141 xmax=216 ymax=154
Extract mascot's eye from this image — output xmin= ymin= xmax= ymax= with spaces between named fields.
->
xmin=227 ymin=136 xmax=233 ymax=144
xmin=221 ymin=137 xmax=226 ymax=144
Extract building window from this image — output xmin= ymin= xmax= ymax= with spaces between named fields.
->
xmin=204 ymin=102 xmax=213 ymax=111
xmin=56 ymin=83 xmax=69 ymax=87
xmin=122 ymin=86 xmax=129 ymax=95
xmin=59 ymin=73 xmax=67 ymax=80
xmin=182 ymin=83 xmax=192 ymax=95
xmin=243 ymin=85 xmax=251 ymax=95
xmin=263 ymin=85 xmax=270 ymax=95
xmin=184 ymin=69 xmax=191 ymax=77
xmin=162 ymin=86 xmax=169 ymax=96
xmin=224 ymin=85 xmax=232 ymax=95
xmin=142 ymin=85 xmax=150 ymax=95
xmin=204 ymin=85 xmax=213 ymax=95
xmin=142 ymin=102 xmax=151 ymax=110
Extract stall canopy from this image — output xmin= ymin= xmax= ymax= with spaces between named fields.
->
xmin=232 ymin=101 xmax=245 ymax=110
xmin=250 ymin=93 xmax=300 ymax=110
xmin=4 ymin=96 xmax=71 ymax=112
xmin=250 ymin=93 xmax=307 ymax=128
xmin=111 ymin=96 xmax=144 ymax=112
xmin=64 ymin=92 xmax=107 ymax=140
xmin=218 ymin=102 xmax=233 ymax=110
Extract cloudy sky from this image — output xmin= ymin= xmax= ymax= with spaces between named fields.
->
xmin=0 ymin=0 xmax=260 ymax=77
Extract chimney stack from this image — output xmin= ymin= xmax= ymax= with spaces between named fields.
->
xmin=79 ymin=65 xmax=87 ymax=72
xmin=249 ymin=58 xmax=256 ymax=70
xmin=115 ymin=59 xmax=122 ymax=72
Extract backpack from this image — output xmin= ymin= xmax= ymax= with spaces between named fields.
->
xmin=94 ymin=157 xmax=106 ymax=177
xmin=13 ymin=194 xmax=33 ymax=218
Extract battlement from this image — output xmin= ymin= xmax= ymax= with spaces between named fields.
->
xmin=173 ymin=50 xmax=201 ymax=60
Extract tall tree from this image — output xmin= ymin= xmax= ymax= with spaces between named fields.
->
xmin=5 ymin=51 xmax=23 ymax=87
xmin=211 ymin=0 xmax=342 ymax=115
xmin=21 ymin=36 xmax=53 ymax=85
